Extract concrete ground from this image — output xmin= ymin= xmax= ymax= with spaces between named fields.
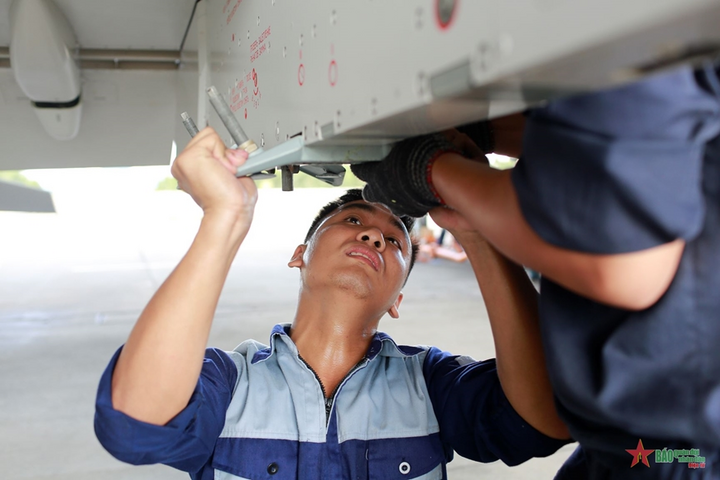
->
xmin=0 ymin=188 xmax=575 ymax=479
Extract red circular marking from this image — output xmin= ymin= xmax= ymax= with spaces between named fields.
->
xmin=434 ymin=0 xmax=457 ymax=31
xmin=244 ymin=108 xmax=248 ymax=119
xmin=298 ymin=64 xmax=305 ymax=86
xmin=252 ymin=68 xmax=258 ymax=87
xmin=328 ymin=60 xmax=338 ymax=86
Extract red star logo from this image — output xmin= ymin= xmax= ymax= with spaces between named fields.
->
xmin=626 ymin=439 xmax=655 ymax=468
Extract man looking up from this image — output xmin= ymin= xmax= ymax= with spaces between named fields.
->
xmin=94 ymin=127 xmax=569 ymax=479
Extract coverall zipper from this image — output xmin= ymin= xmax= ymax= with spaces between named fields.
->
xmin=298 ymin=354 xmax=368 ymax=425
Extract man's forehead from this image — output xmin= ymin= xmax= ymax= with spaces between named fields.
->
xmin=334 ymin=201 xmax=410 ymax=237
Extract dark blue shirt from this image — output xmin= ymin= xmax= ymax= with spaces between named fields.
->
xmin=95 ymin=326 xmax=567 ymax=479
xmin=513 ymin=62 xmax=720 ymax=477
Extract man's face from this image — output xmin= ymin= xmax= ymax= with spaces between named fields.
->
xmin=296 ymin=200 xmax=412 ymax=309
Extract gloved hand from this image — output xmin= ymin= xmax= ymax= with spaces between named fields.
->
xmin=351 ymin=134 xmax=461 ymax=218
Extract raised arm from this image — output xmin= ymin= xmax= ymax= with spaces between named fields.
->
xmin=110 ymin=127 xmax=257 ymax=425
xmin=354 ymin=135 xmax=683 ymax=310
xmin=431 ymin=156 xmax=684 ymax=310
xmin=431 ymin=208 xmax=570 ymax=440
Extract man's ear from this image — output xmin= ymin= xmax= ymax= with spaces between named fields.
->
xmin=288 ymin=245 xmax=306 ymax=269
xmin=387 ymin=293 xmax=404 ymax=319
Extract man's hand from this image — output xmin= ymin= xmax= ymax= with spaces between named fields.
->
xmin=351 ymin=134 xmax=461 ymax=217
xmin=428 ymin=131 xmax=488 ymax=245
xmin=172 ymin=127 xmax=258 ymax=231
xmin=430 ymin=207 xmax=491 ymax=269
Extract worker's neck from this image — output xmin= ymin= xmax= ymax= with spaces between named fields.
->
xmin=290 ymin=286 xmax=382 ymax=396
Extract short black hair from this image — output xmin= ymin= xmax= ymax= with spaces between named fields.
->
xmin=304 ymin=189 xmax=419 ymax=276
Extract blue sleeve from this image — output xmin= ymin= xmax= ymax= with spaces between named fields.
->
xmin=94 ymin=347 xmax=239 ymax=473
xmin=512 ymin=63 xmax=720 ymax=253
xmin=423 ymin=347 xmax=569 ymax=466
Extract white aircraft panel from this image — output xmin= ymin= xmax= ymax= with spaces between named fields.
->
xmin=0 ymin=0 xmax=197 ymax=50
xmin=0 ymin=69 xmax=176 ymax=170
xmin=202 ymin=0 xmax=720 ymax=160
xmin=1 ymin=0 xmax=718 ymax=177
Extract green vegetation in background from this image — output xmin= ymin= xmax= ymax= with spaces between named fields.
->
xmin=0 ymin=171 xmax=42 ymax=189
xmin=156 ymin=168 xmax=365 ymax=191
xmin=490 ymin=157 xmax=519 ymax=170
xmin=156 ymin=176 xmax=179 ymax=190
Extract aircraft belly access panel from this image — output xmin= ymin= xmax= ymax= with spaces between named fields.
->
xmin=198 ymin=0 xmax=720 ymax=184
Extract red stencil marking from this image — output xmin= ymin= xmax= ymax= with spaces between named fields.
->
xmin=329 ymin=60 xmax=338 ymax=86
xmin=435 ymin=0 xmax=457 ymax=31
xmin=298 ymin=64 xmax=305 ymax=86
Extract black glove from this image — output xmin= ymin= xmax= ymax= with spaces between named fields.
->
xmin=351 ymin=134 xmax=461 ymax=218
xmin=456 ymin=120 xmax=494 ymax=154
